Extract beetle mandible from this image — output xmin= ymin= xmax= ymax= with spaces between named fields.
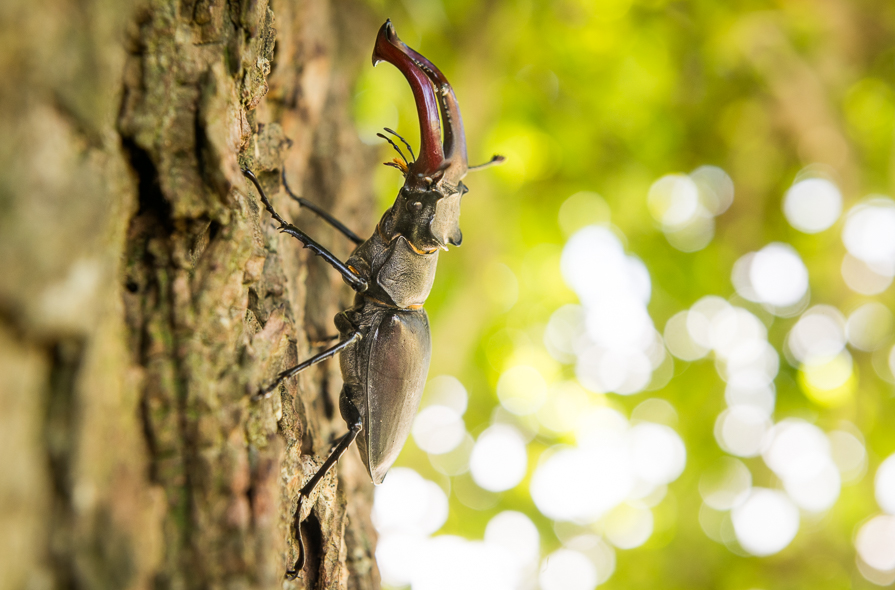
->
xmin=242 ymin=20 xmax=501 ymax=577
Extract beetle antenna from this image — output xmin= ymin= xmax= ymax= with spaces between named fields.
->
xmin=468 ymin=154 xmax=506 ymax=171
xmin=383 ymin=127 xmax=416 ymax=162
xmin=376 ymin=132 xmax=409 ymax=165
xmin=280 ymin=170 xmax=364 ymax=245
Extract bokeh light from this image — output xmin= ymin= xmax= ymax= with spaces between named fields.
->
xmin=664 ymin=311 xmax=710 ymax=361
xmin=797 ymin=351 xmax=855 ymax=407
xmin=699 ymin=457 xmax=752 ymax=510
xmin=856 ymin=515 xmax=895 ymax=573
xmin=842 ymin=197 xmax=895 ymax=271
xmin=497 ymin=365 xmax=549 ymax=415
xmin=536 ymin=380 xmax=591 ymax=434
xmin=853 ymin=451 xmax=895 ymax=585
xmin=731 ymin=489 xmax=800 ymax=556
xmin=412 ymin=406 xmax=466 ymax=454
xmin=733 ymin=243 xmax=810 ymax=310
xmin=539 ymin=549 xmax=597 ymax=590
xmin=647 ymin=167 xmax=734 ymax=251
xmin=601 ymin=503 xmax=654 ymax=549
xmin=876 ymin=453 xmax=895 ymax=514
xmin=561 ymin=534 xmax=616 ymax=585
xmin=531 ymin=406 xmax=685 ymax=534
xmin=374 ymin=471 xmax=546 ymax=590
xmin=763 ymin=420 xmax=830 ymax=480
xmin=691 ymin=165 xmax=735 ymax=216
xmin=469 ymin=424 xmax=528 ymax=492
xmin=846 ymin=302 xmax=893 ymax=351
xmin=484 ymin=511 xmax=540 ymax=567
xmin=561 ymin=226 xmax=659 ymax=395
xmin=629 ymin=423 xmax=686 ymax=485
xmin=828 ymin=429 xmax=867 ymax=483
xmin=421 ymin=375 xmax=469 ymax=414
xmin=842 ymin=253 xmax=894 ymax=295
xmin=715 ymin=406 xmax=771 ymax=458
xmin=782 ymin=177 xmax=842 ymax=233
xmin=785 ymin=305 xmax=846 ymax=364
xmin=372 ymin=468 xmax=448 ymax=537
xmin=544 ymin=304 xmax=586 ymax=364
xmin=648 ymin=174 xmax=700 ymax=228
xmin=359 ymin=4 xmax=895 ymax=588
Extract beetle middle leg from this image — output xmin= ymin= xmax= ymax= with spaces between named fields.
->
xmin=255 ymin=331 xmax=360 ymax=400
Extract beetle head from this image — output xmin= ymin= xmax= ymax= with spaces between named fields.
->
xmin=387 ymin=184 xmax=465 ymax=250
xmin=373 ymin=20 xmax=468 ymax=249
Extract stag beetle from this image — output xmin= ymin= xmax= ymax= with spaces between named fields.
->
xmin=242 ymin=20 xmax=501 ymax=577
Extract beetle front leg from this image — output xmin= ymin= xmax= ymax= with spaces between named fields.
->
xmin=286 ymin=404 xmax=363 ymax=579
xmin=254 ymin=332 xmax=360 ymax=400
xmin=242 ymin=169 xmax=369 ymax=293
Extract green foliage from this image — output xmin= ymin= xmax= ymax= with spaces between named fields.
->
xmin=356 ymin=1 xmax=895 ymax=588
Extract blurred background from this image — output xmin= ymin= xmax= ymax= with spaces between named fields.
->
xmin=350 ymin=0 xmax=895 ymax=588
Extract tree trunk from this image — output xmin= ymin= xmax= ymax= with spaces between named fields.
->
xmin=0 ymin=1 xmax=381 ymax=588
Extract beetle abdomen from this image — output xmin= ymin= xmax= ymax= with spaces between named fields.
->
xmin=356 ymin=308 xmax=431 ymax=484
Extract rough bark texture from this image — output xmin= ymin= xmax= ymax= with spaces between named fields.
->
xmin=0 ymin=1 xmax=381 ymax=588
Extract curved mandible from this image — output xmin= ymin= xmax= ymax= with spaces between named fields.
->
xmin=373 ymin=20 xmax=446 ymax=183
xmin=394 ymin=33 xmax=469 ymax=185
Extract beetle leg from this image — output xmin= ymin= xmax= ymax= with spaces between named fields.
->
xmin=277 ymin=225 xmax=368 ymax=292
xmin=254 ymin=332 xmax=360 ymax=400
xmin=285 ymin=415 xmax=363 ymax=579
xmin=243 ymin=169 xmax=369 ymax=292
xmin=281 ymin=170 xmax=364 ymax=245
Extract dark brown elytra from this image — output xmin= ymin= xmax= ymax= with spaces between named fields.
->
xmin=242 ymin=19 xmax=502 ymax=579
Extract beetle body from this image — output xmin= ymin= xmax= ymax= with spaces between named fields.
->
xmin=336 ymin=305 xmax=430 ymax=484
xmin=241 ymin=19 xmax=501 ymax=577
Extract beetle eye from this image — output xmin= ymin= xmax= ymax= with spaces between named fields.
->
xmin=408 ymin=201 xmax=423 ymax=211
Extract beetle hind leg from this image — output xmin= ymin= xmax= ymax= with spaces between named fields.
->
xmin=286 ymin=403 xmax=363 ymax=579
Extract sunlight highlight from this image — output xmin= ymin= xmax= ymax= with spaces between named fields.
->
xmin=530 ymin=405 xmax=685 ymax=541
xmin=647 ymin=167 xmax=733 ymax=252
xmin=560 ymin=226 xmax=659 ymax=394
xmin=783 ymin=177 xmax=842 ymax=233
xmin=876 ymin=453 xmax=895 ymax=514
xmin=842 ymin=197 xmax=895 ymax=272
xmin=733 ymin=243 xmax=809 ymax=310
xmin=539 ymin=549 xmax=598 ymax=590
xmin=731 ymin=488 xmax=800 ymax=556
xmin=762 ymin=419 xmax=841 ymax=512
xmin=470 ymin=424 xmax=528 ymax=492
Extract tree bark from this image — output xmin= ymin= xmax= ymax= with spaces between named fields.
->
xmin=0 ymin=1 xmax=380 ymax=588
